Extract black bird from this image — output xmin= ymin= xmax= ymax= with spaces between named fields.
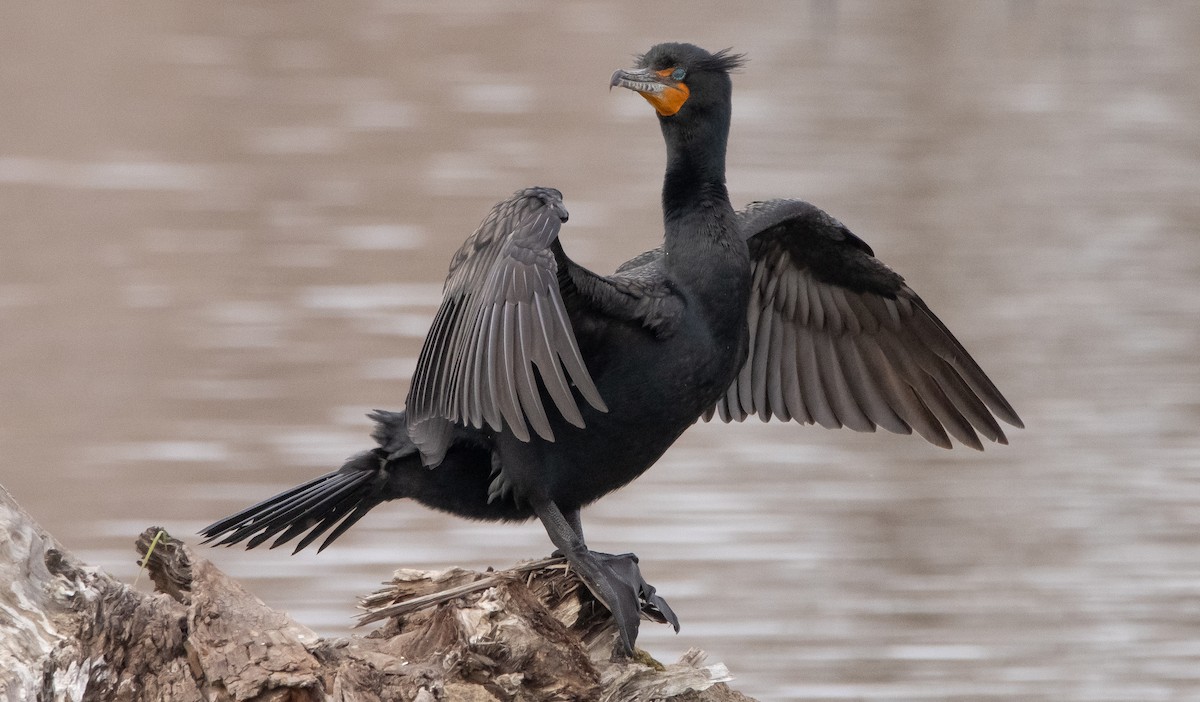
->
xmin=202 ymin=43 xmax=1022 ymax=654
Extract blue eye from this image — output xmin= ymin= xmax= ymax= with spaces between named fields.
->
xmin=671 ymin=67 xmax=686 ymax=81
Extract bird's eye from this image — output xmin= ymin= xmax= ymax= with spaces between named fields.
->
xmin=671 ymin=67 xmax=686 ymax=81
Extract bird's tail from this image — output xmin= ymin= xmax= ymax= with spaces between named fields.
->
xmin=200 ymin=410 xmax=415 ymax=554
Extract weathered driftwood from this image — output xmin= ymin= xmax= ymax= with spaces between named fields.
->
xmin=0 ymin=484 xmax=757 ymax=702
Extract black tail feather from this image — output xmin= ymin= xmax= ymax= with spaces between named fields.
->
xmin=199 ymin=450 xmax=393 ymax=553
xmin=313 ymin=501 xmax=377 ymax=552
xmin=288 ymin=482 xmax=379 ymax=553
xmin=200 ymin=408 xmax=524 ymax=552
xmin=239 ymin=472 xmax=366 ymax=549
xmin=216 ymin=472 xmax=356 ymax=547
xmin=200 ymin=471 xmax=336 ymax=540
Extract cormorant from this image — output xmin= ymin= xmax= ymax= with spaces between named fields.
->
xmin=202 ymin=43 xmax=1022 ymax=654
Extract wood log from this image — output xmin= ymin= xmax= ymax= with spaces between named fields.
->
xmin=0 ymin=484 xmax=758 ymax=702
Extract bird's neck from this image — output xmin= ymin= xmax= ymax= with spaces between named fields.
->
xmin=660 ymin=119 xmax=730 ymax=223
xmin=658 ymin=116 xmax=749 ymax=320
xmin=659 ymin=115 xmax=738 ymax=254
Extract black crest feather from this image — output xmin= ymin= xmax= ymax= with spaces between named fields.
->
xmin=635 ymin=43 xmax=748 ymax=74
xmin=698 ymin=48 xmax=747 ymax=74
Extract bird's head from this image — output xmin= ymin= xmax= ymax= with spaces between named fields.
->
xmin=610 ymin=43 xmax=745 ymax=121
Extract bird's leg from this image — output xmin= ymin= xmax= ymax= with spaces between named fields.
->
xmin=534 ymin=501 xmax=680 ymax=654
xmin=565 ymin=508 xmax=679 ymax=630
xmin=549 ymin=506 xmax=586 ymax=557
xmin=564 ymin=507 xmax=585 ymax=543
xmin=534 ymin=500 xmax=645 ymax=654
xmin=560 ymin=507 xmax=677 ymax=629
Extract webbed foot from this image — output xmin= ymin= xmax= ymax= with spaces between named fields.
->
xmin=591 ymin=551 xmax=680 ymax=633
xmin=558 ymin=549 xmax=679 ymax=654
xmin=535 ymin=501 xmax=678 ymax=654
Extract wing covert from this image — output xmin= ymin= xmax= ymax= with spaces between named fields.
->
xmin=407 ymin=188 xmax=607 ymax=465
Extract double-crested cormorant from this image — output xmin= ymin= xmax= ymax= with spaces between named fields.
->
xmin=202 ymin=43 xmax=1022 ymax=654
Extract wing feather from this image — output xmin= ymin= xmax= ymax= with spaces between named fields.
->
xmin=796 ymin=319 xmax=839 ymax=428
xmin=781 ymin=321 xmax=811 ymax=424
xmin=751 ymin=293 xmax=774 ymax=420
xmin=734 ymin=282 xmax=760 ymax=419
xmin=514 ymin=302 xmax=553 ymax=440
xmin=706 ymin=199 xmax=1022 ymax=451
xmin=406 ymin=188 xmax=607 ymax=464
xmin=835 ymin=334 xmax=907 ymax=434
xmin=815 ymin=331 xmax=873 ymax=431
xmin=497 ymin=301 xmax=527 ymax=440
xmin=532 ymin=294 xmax=586 ymax=428
xmin=766 ymin=302 xmax=789 ymax=422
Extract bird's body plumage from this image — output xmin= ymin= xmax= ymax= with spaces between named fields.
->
xmin=203 ymin=43 xmax=1022 ymax=654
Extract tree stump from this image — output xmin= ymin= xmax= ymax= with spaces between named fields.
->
xmin=0 ymin=484 xmax=758 ymax=701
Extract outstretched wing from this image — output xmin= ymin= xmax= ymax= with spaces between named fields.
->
xmin=708 ymin=199 xmax=1023 ymax=449
xmin=407 ymin=187 xmax=607 ymax=465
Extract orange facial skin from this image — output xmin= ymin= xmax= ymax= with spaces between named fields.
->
xmin=638 ymin=68 xmax=690 ymax=116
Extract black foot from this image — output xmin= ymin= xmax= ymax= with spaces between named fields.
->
xmin=560 ymin=549 xmax=680 ymax=654
xmin=593 ymin=551 xmax=680 ymax=633
xmin=535 ymin=502 xmax=678 ymax=655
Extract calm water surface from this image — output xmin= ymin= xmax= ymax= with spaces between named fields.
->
xmin=2 ymin=3 xmax=1199 ymax=700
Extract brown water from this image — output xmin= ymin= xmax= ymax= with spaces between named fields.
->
xmin=3 ymin=3 xmax=1199 ymax=700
